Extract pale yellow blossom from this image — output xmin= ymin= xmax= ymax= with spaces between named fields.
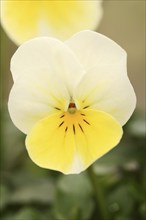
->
xmin=1 ymin=0 xmax=103 ymax=45
xmin=8 ymin=31 xmax=136 ymax=174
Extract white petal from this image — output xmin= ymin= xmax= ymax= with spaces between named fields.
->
xmin=11 ymin=37 xmax=84 ymax=92
xmin=74 ymin=64 xmax=136 ymax=126
xmin=66 ymin=30 xmax=126 ymax=72
xmin=8 ymin=68 xmax=70 ymax=134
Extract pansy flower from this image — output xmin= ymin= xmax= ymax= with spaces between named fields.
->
xmin=8 ymin=30 xmax=136 ymax=174
xmin=1 ymin=0 xmax=103 ymax=45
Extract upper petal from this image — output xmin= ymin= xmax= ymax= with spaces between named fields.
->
xmin=74 ymin=64 xmax=136 ymax=126
xmin=11 ymin=37 xmax=84 ymax=93
xmin=66 ymin=30 xmax=126 ymax=71
xmin=1 ymin=1 xmax=103 ymax=45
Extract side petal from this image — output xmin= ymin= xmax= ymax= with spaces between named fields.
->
xmin=26 ymin=109 xmax=123 ymax=174
xmin=8 ymin=68 xmax=70 ymax=134
xmin=10 ymin=37 xmax=84 ymax=93
xmin=1 ymin=1 xmax=103 ymax=45
xmin=66 ymin=30 xmax=126 ymax=72
xmin=74 ymin=65 xmax=136 ymax=126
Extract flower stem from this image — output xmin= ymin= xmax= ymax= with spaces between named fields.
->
xmin=87 ymin=165 xmax=110 ymax=220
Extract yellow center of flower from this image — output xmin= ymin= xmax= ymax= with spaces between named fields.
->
xmin=58 ymin=109 xmax=89 ymax=136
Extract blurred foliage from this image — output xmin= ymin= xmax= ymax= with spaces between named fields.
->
xmin=0 ymin=108 xmax=145 ymax=220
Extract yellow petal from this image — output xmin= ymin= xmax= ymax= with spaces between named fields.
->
xmin=26 ymin=109 xmax=123 ymax=174
xmin=1 ymin=1 xmax=40 ymax=44
xmin=1 ymin=1 xmax=103 ymax=45
xmin=73 ymin=109 xmax=123 ymax=169
xmin=26 ymin=111 xmax=76 ymax=174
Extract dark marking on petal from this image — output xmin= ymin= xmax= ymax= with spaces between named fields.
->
xmin=54 ymin=107 xmax=61 ymax=111
xmin=78 ymin=124 xmax=84 ymax=133
xmin=65 ymin=127 xmax=68 ymax=132
xmin=81 ymin=113 xmax=85 ymax=116
xmin=83 ymin=119 xmax=90 ymax=125
xmin=60 ymin=115 xmax=65 ymax=118
xmin=59 ymin=121 xmax=64 ymax=127
xmin=73 ymin=124 xmax=76 ymax=135
xmin=83 ymin=106 xmax=90 ymax=109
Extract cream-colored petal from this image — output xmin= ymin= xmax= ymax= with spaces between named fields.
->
xmin=8 ymin=68 xmax=70 ymax=134
xmin=26 ymin=109 xmax=122 ymax=174
xmin=74 ymin=65 xmax=136 ymax=126
xmin=9 ymin=37 xmax=85 ymax=134
xmin=1 ymin=1 xmax=103 ymax=45
xmin=10 ymin=36 xmax=84 ymax=84
xmin=66 ymin=30 xmax=126 ymax=72
xmin=11 ymin=37 xmax=84 ymax=92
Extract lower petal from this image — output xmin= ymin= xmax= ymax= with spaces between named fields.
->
xmin=26 ymin=112 xmax=76 ymax=174
xmin=26 ymin=109 xmax=123 ymax=174
xmin=72 ymin=109 xmax=123 ymax=171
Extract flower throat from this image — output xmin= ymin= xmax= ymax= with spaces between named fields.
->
xmin=68 ymin=102 xmax=76 ymax=114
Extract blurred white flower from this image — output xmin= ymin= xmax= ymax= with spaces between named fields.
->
xmin=8 ymin=30 xmax=136 ymax=174
xmin=1 ymin=0 xmax=103 ymax=45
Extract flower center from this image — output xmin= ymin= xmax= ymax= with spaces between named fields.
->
xmin=68 ymin=102 xmax=76 ymax=114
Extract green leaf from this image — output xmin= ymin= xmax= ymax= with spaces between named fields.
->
xmin=10 ymin=178 xmax=55 ymax=205
xmin=58 ymin=173 xmax=92 ymax=196
xmin=52 ymin=173 xmax=94 ymax=220
xmin=108 ymin=185 xmax=134 ymax=217
xmin=3 ymin=172 xmax=56 ymax=206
